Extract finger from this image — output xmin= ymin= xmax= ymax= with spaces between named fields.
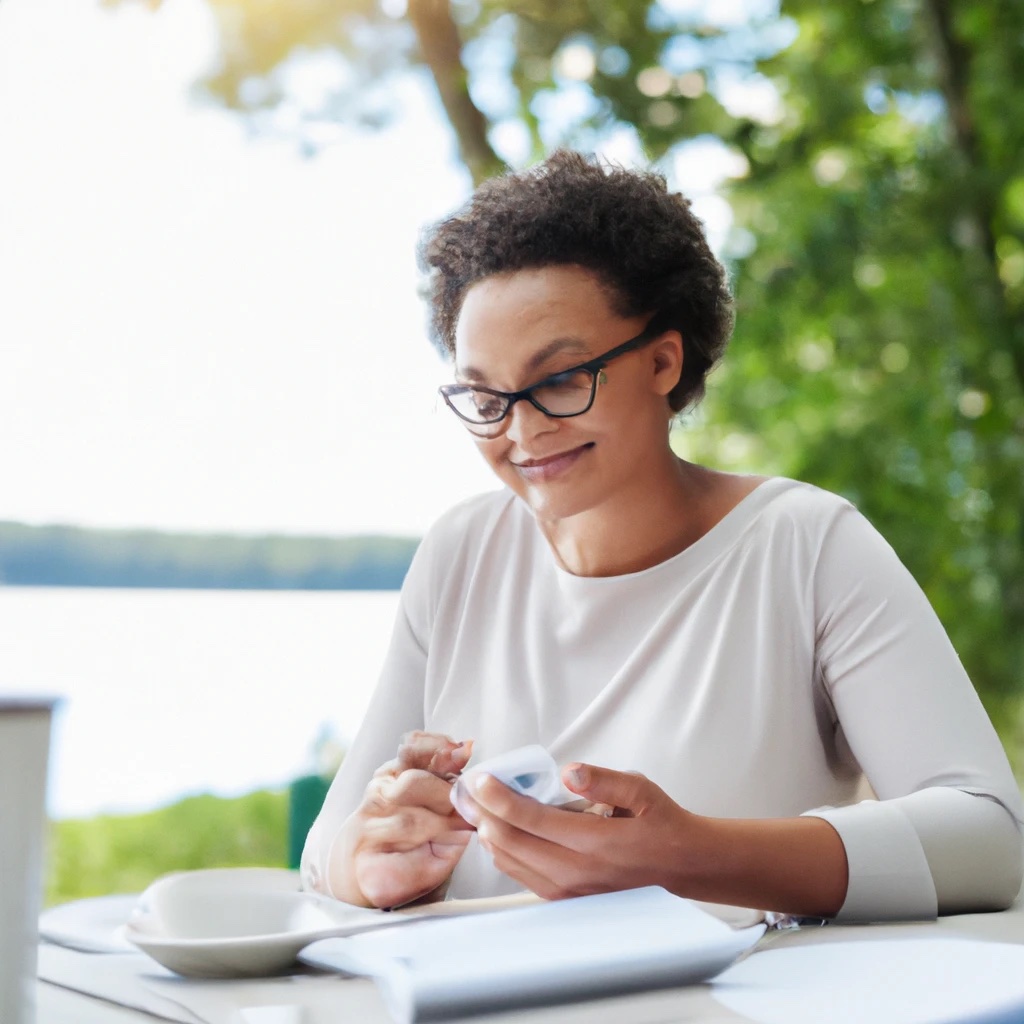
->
xmin=372 ymin=757 xmax=403 ymax=780
xmin=483 ymin=841 xmax=567 ymax=900
xmin=365 ymin=772 xmax=476 ymax=832
xmin=477 ymin=807 xmax=652 ymax=899
xmin=395 ymin=731 xmax=461 ymax=771
xmin=429 ymin=828 xmax=476 ymax=851
xmin=489 ymin=850 xmax=600 ymax=901
xmin=429 ymin=738 xmax=474 ymax=779
xmin=357 ymin=834 xmax=471 ymax=909
xmin=363 ymin=806 xmax=468 ymax=853
xmin=562 ymin=763 xmax=658 ymax=816
xmin=476 ymin=819 xmax=599 ymax=900
xmin=381 ymin=770 xmax=462 ymax=816
xmin=467 ymin=774 xmax=606 ymax=851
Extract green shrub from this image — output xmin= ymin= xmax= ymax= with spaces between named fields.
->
xmin=45 ymin=789 xmax=289 ymax=906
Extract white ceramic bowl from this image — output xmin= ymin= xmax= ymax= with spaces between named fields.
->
xmin=124 ymin=867 xmax=386 ymax=978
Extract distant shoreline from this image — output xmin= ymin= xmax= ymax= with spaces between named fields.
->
xmin=0 ymin=521 xmax=419 ymax=590
xmin=1 ymin=581 xmax=405 ymax=591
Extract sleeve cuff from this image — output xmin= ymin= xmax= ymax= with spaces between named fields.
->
xmin=803 ymin=800 xmax=937 ymax=922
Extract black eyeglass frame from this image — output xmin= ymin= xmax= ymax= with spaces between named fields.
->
xmin=438 ymin=317 xmax=666 ymax=432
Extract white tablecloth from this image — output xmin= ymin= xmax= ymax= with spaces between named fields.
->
xmin=36 ymin=895 xmax=1024 ymax=1024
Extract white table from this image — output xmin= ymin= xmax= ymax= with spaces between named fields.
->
xmin=36 ymin=897 xmax=1024 ymax=1024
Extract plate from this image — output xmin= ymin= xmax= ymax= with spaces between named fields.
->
xmin=39 ymin=893 xmax=139 ymax=953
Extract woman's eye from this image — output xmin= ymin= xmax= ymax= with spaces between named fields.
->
xmin=538 ymin=370 xmax=591 ymax=394
xmin=473 ymin=394 xmax=505 ymax=418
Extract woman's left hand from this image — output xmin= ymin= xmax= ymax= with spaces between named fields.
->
xmin=460 ymin=762 xmax=697 ymax=900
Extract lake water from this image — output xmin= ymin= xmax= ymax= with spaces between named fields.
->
xmin=0 ymin=587 xmax=400 ymax=819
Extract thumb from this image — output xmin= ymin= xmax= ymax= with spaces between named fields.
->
xmin=562 ymin=763 xmax=657 ymax=815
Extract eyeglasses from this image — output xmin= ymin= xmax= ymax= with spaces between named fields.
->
xmin=438 ymin=318 xmax=664 ymax=438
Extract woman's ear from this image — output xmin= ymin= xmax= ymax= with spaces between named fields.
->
xmin=651 ymin=331 xmax=684 ymax=398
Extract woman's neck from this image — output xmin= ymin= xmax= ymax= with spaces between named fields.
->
xmin=538 ymin=459 xmax=765 ymax=578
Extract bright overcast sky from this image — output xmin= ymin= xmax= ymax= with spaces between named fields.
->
xmin=0 ymin=0 xmax=744 ymax=537
xmin=0 ymin=0 xmax=503 ymax=536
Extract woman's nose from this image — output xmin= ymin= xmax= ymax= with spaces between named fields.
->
xmin=503 ymin=398 xmax=557 ymax=446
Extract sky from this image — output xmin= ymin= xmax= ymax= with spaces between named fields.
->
xmin=0 ymin=0 xmax=743 ymax=538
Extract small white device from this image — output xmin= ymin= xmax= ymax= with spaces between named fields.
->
xmin=450 ymin=744 xmax=587 ymax=816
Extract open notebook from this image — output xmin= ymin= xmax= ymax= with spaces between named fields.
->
xmin=300 ymin=886 xmax=765 ymax=1023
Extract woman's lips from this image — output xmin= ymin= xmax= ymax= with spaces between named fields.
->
xmin=513 ymin=443 xmax=593 ymax=482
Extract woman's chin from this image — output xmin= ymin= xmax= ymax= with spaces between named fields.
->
xmin=513 ymin=480 xmax=599 ymax=524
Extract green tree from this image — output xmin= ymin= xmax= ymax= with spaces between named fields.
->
xmin=118 ymin=0 xmax=1024 ymax=750
xmin=679 ymin=2 xmax=1024 ymax=745
xmin=47 ymin=790 xmax=288 ymax=904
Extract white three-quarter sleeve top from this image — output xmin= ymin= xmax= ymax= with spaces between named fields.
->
xmin=303 ymin=477 xmax=1024 ymax=920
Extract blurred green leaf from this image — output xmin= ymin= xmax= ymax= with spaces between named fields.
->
xmin=45 ymin=789 xmax=289 ymax=905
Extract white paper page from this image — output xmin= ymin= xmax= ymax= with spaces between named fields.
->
xmin=37 ymin=945 xmax=206 ymax=1024
xmin=143 ymin=973 xmax=380 ymax=1024
xmin=39 ymin=942 xmax=384 ymax=1024
xmin=712 ymin=937 xmax=1024 ymax=1024
xmin=301 ymin=886 xmax=764 ymax=1023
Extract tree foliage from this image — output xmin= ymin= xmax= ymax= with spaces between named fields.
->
xmin=681 ymin=2 xmax=1024 ymax=743
xmin=121 ymin=0 xmax=1024 ymax=748
xmin=46 ymin=789 xmax=288 ymax=905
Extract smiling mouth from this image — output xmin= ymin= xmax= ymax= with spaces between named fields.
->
xmin=512 ymin=442 xmax=594 ymax=475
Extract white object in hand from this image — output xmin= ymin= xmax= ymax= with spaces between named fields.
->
xmin=450 ymin=744 xmax=584 ymax=817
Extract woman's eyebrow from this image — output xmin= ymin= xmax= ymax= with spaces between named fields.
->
xmin=458 ymin=337 xmax=592 ymax=385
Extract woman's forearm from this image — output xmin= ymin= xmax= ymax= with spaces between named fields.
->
xmin=666 ymin=813 xmax=849 ymax=918
xmin=468 ymin=763 xmax=851 ymax=916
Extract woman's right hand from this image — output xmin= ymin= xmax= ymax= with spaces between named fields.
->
xmin=330 ymin=731 xmax=475 ymax=908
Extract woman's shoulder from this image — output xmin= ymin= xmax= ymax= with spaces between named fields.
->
xmin=414 ymin=488 xmax=526 ymax=563
xmin=738 ymin=477 xmax=904 ymax=580
xmin=401 ymin=489 xmax=533 ymax=611
xmin=753 ymin=476 xmax=856 ymax=519
xmin=729 ymin=475 xmax=870 ymax=551
xmin=426 ymin=487 xmax=519 ymax=535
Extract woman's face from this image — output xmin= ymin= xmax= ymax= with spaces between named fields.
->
xmin=452 ymin=265 xmax=682 ymax=523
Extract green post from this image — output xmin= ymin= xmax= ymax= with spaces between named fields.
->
xmin=287 ymin=774 xmax=331 ymax=870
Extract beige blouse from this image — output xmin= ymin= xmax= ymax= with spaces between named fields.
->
xmin=303 ymin=478 xmax=1023 ymax=920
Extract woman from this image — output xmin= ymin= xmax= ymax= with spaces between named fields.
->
xmin=302 ymin=150 xmax=1023 ymax=921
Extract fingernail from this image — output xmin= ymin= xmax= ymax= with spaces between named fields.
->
xmin=566 ymin=763 xmax=587 ymax=789
xmin=469 ymin=772 xmax=488 ymax=794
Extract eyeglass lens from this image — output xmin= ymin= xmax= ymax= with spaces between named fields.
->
xmin=447 ymin=368 xmax=597 ymax=430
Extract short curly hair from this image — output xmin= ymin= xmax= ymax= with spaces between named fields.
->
xmin=417 ymin=149 xmax=734 ymax=413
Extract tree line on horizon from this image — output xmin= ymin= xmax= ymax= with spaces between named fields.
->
xmin=0 ymin=521 xmax=419 ymax=590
